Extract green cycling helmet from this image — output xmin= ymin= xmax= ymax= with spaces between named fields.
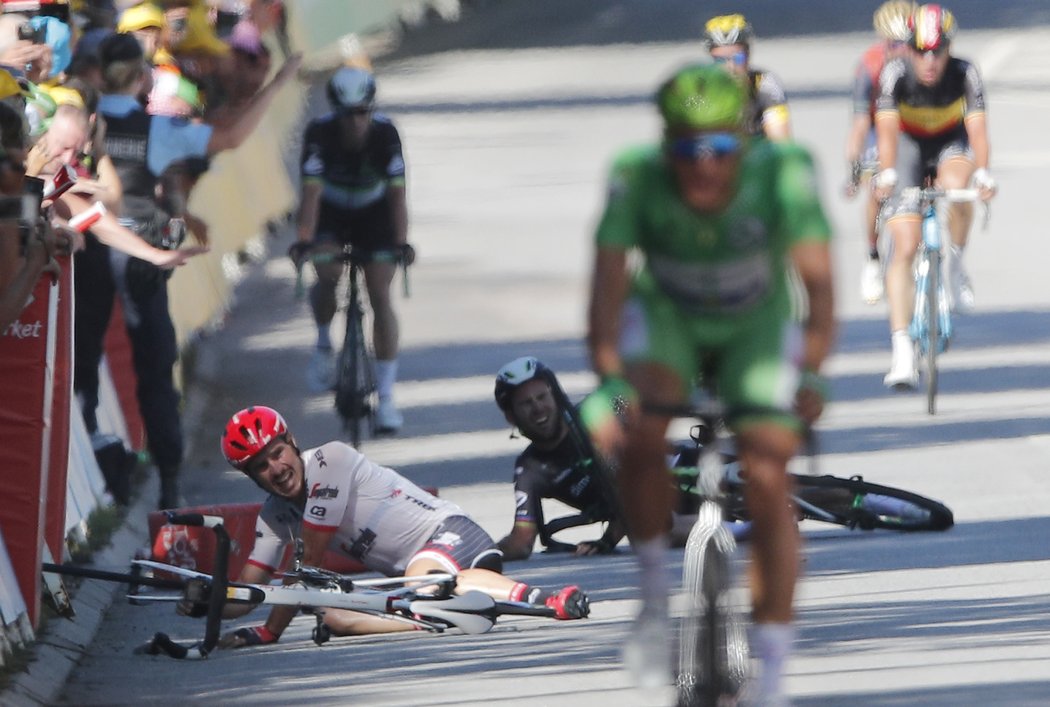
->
xmin=656 ymin=63 xmax=746 ymax=131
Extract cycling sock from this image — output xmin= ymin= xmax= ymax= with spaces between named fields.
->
xmin=891 ymin=329 xmax=910 ymax=357
xmin=316 ymin=325 xmax=331 ymax=351
xmin=508 ymin=582 xmax=551 ymax=605
xmin=633 ymin=535 xmax=670 ymax=609
xmin=375 ymin=358 xmax=397 ymax=401
xmin=751 ymin=622 xmax=795 ymax=698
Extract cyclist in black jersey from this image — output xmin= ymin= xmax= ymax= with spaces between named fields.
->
xmin=703 ymin=13 xmax=791 ymax=141
xmin=291 ymin=66 xmax=413 ymax=432
xmin=493 ymin=357 xmax=625 ymax=559
xmin=873 ymin=4 xmax=996 ymax=389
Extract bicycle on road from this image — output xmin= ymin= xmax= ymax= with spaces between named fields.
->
xmin=295 ymin=246 xmax=408 ymax=446
xmin=901 ymin=186 xmax=982 ymax=414
xmin=44 ymin=512 xmax=563 ymax=660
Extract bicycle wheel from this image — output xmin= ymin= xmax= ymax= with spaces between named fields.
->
xmin=335 ymin=304 xmax=375 ymax=447
xmin=792 ymin=474 xmax=954 ymax=532
xmin=924 ymin=247 xmax=940 ymax=415
xmin=677 ymin=503 xmax=749 ymax=706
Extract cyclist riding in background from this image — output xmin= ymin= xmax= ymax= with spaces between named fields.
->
xmin=703 ymin=13 xmax=791 ymax=141
xmin=208 ymin=406 xmax=589 ymax=648
xmin=584 ymin=63 xmax=834 ymax=701
xmin=493 ymin=357 xmax=626 ymax=559
xmin=846 ymin=1 xmax=917 ymax=305
xmin=291 ymin=66 xmax=414 ymax=433
xmin=873 ymin=3 xmax=996 ymax=390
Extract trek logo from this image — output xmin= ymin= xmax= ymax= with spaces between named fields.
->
xmin=309 ymin=505 xmax=327 ymax=519
xmin=309 ymin=483 xmax=339 ymax=500
xmin=3 ymin=318 xmax=44 ymax=339
xmin=313 ymin=449 xmax=328 ymax=468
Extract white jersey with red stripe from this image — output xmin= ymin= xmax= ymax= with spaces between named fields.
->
xmin=247 ymin=441 xmax=464 ymax=576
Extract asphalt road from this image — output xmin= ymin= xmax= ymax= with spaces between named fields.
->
xmin=56 ymin=2 xmax=1050 ymax=705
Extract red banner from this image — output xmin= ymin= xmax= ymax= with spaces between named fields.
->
xmin=0 ymin=275 xmax=56 ymax=627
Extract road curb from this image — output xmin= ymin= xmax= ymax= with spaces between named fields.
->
xmin=1 ymin=476 xmax=158 ymax=706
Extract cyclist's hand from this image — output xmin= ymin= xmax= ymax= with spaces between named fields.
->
xmin=398 ymin=242 xmax=416 ymax=266
xmin=795 ymin=370 xmax=827 ymax=426
xmin=175 ymin=599 xmax=210 ymax=618
xmin=218 ymin=625 xmax=278 ymax=649
xmin=575 ymin=540 xmax=614 ymax=556
xmin=843 ymin=160 xmax=862 ymax=199
xmin=579 ymin=375 xmax=637 ymax=459
xmin=972 ymin=168 xmax=997 ymax=201
xmin=872 ymin=167 xmax=897 ymax=203
xmin=288 ymin=240 xmax=313 ymax=268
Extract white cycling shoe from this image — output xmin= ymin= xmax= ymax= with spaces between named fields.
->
xmin=860 ymin=258 xmax=884 ymax=305
xmin=307 ymin=347 xmax=335 ymax=393
xmin=375 ymin=398 xmax=403 ymax=433
xmin=883 ymin=348 xmax=919 ymax=390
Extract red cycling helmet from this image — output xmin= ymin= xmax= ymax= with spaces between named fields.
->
xmin=221 ymin=406 xmax=288 ymax=469
xmin=909 ymin=4 xmax=956 ymax=51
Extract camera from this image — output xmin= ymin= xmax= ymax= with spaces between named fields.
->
xmin=17 ymin=22 xmax=47 ymax=45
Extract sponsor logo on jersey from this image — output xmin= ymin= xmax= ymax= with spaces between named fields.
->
xmin=514 ymin=490 xmax=528 ymax=509
xmin=405 ymin=494 xmax=437 ymax=512
xmin=303 ymin=152 xmax=324 ymax=176
xmin=313 ymin=449 xmax=327 ymax=467
xmin=310 ymin=483 xmax=339 ymax=499
xmin=570 ymin=475 xmax=591 ymax=497
xmin=309 ymin=505 xmax=327 ymax=519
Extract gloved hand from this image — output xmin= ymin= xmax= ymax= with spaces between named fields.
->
xmin=872 ymin=167 xmax=897 ymax=202
xmin=218 ymin=625 xmax=279 ymax=649
xmin=398 ymin=242 xmax=416 ymax=266
xmin=971 ymin=167 xmax=997 ymax=199
xmin=287 ymin=240 xmax=313 ymax=268
xmin=578 ymin=375 xmax=637 ymax=459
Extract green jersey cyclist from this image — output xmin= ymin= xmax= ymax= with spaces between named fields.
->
xmin=584 ymin=64 xmax=835 ymax=702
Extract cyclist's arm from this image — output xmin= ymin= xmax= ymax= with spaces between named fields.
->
xmin=388 ymin=183 xmax=407 ymax=247
xmin=206 ymin=53 xmax=302 ymax=155
xmin=792 ymin=240 xmax=835 ymax=373
xmin=498 ymin=522 xmax=538 ymax=561
xmin=964 ymin=112 xmax=990 ymax=171
xmin=296 ymin=180 xmax=322 ymax=245
xmin=588 ymin=246 xmax=630 ymax=379
xmin=257 ymin=524 xmax=331 ymax=639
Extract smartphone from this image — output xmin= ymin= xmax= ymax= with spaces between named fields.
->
xmin=44 ymin=164 xmax=77 ymax=200
xmin=17 ymin=22 xmax=47 ymax=45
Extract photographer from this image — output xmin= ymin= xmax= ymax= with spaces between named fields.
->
xmin=0 ymin=99 xmax=70 ymax=331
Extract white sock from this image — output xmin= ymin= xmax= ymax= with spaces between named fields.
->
xmin=316 ymin=325 xmax=331 ymax=351
xmin=375 ymin=359 xmax=398 ymax=401
xmin=751 ymin=622 xmax=795 ymax=700
xmin=632 ymin=535 xmax=670 ymax=610
xmin=891 ymin=329 xmax=910 ymax=358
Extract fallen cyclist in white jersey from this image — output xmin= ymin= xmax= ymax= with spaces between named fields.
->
xmin=195 ymin=405 xmax=589 ymax=648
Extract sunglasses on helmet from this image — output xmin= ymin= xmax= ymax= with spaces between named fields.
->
xmin=669 ymin=133 xmax=742 ymax=161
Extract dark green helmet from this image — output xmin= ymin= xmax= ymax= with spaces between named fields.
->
xmin=656 ymin=63 xmax=747 ymax=131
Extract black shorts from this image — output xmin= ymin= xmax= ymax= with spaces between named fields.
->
xmin=887 ymin=127 xmax=973 ymax=218
xmin=409 ymin=516 xmax=503 ymax=574
xmin=317 ymin=199 xmax=396 ymax=253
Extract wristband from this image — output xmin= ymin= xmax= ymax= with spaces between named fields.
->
xmin=578 ymin=375 xmax=637 ymax=432
xmin=799 ymin=370 xmax=829 ymax=399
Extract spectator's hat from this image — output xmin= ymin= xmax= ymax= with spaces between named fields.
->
xmin=148 ymin=65 xmax=201 ymax=117
xmin=175 ymin=4 xmax=228 ymax=56
xmin=116 ymin=2 xmax=165 ymax=33
xmin=27 ymin=15 xmax=72 ymax=77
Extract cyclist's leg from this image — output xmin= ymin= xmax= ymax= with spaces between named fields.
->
xmin=304 ymin=235 xmax=343 ymax=392
xmin=362 ymin=259 xmax=398 ymax=361
xmin=935 ymin=135 xmax=976 ymax=250
xmin=718 ymin=314 xmax=804 ymax=701
xmin=322 ymin=608 xmax=417 ymax=636
xmin=883 ymin=133 xmax=924 ymax=385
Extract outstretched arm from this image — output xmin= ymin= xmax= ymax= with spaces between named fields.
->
xmin=206 ymin=53 xmax=303 ymax=155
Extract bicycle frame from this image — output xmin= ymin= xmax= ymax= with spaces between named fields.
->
xmin=903 ymin=187 xmax=979 ymax=414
